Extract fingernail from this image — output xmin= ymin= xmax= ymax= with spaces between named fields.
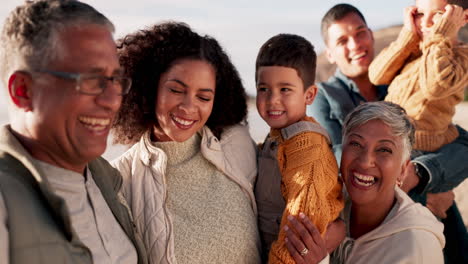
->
xmin=287 ymin=215 xmax=293 ymax=221
xmin=285 ymin=238 xmax=289 ymax=243
xmin=299 ymin=212 xmax=305 ymax=218
xmin=284 ymin=225 xmax=289 ymax=231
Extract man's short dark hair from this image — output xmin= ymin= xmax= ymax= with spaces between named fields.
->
xmin=321 ymin=3 xmax=367 ymax=44
xmin=447 ymin=0 xmax=468 ymax=9
xmin=255 ymin=33 xmax=317 ymax=89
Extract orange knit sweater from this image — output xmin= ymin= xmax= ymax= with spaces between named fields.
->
xmin=268 ymin=116 xmax=344 ymax=264
xmin=369 ymin=17 xmax=468 ymax=152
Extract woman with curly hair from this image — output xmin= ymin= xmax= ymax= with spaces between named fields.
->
xmin=111 ymin=22 xmax=261 ymax=264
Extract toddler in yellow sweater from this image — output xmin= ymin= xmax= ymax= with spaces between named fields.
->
xmin=369 ymin=0 xmax=468 ymax=152
xmin=254 ymin=33 xmax=344 ymax=264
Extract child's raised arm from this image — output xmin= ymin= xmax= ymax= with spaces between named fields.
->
xmin=369 ymin=6 xmax=421 ymax=85
xmin=418 ymin=4 xmax=468 ymax=100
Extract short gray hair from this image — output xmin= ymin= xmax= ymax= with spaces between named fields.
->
xmin=342 ymin=101 xmax=415 ymax=161
xmin=0 ymin=0 xmax=114 ymax=87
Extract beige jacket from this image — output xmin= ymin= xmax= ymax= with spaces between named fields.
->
xmin=332 ymin=188 xmax=445 ymax=264
xmin=112 ymin=125 xmax=258 ymax=264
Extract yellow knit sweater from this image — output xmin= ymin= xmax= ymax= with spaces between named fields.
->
xmin=268 ymin=116 xmax=344 ymax=264
xmin=369 ymin=17 xmax=468 ymax=152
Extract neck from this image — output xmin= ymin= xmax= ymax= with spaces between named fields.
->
xmin=350 ymin=74 xmax=377 ymax=102
xmin=10 ymin=127 xmax=87 ymax=175
xmin=349 ymin=194 xmax=396 ymax=239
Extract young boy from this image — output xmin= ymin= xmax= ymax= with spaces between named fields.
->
xmin=254 ymin=34 xmax=344 ymax=264
xmin=369 ymin=0 xmax=468 ymax=204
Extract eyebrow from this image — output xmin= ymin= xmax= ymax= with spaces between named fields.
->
xmin=167 ymin=79 xmax=215 ymax=93
xmin=257 ymin=81 xmax=296 ymax=87
xmin=86 ymin=67 xmax=124 ymax=75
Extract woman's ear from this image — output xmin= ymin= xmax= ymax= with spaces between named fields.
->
xmin=8 ymin=71 xmax=33 ymax=111
xmin=305 ymin=84 xmax=318 ymax=105
xmin=398 ymin=158 xmax=412 ymax=185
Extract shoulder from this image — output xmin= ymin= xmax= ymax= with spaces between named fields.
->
xmin=282 ymin=118 xmax=331 ymax=145
xmin=89 ymin=157 xmax=123 ymax=190
xmin=203 ymin=124 xmax=255 ymax=152
xmin=111 ymin=143 xmax=141 ymax=170
xmin=351 ymin=226 xmax=444 ymax=263
xmin=219 ymin=124 xmax=253 ymax=144
xmin=202 ymin=124 xmax=257 ymax=180
xmin=379 ymin=229 xmax=444 ymax=263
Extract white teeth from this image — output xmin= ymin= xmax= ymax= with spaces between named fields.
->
xmin=351 ymin=52 xmax=366 ymax=61
xmin=268 ymin=111 xmax=283 ymax=115
xmin=173 ymin=116 xmax=195 ymax=126
xmin=353 ymin=172 xmax=376 ymax=187
xmin=78 ymin=116 xmax=110 ymax=126
xmin=83 ymin=124 xmax=106 ymax=132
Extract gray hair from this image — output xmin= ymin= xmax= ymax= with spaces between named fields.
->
xmin=0 ymin=0 xmax=114 ymax=87
xmin=342 ymin=101 xmax=415 ymax=161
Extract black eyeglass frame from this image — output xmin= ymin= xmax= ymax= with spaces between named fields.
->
xmin=37 ymin=70 xmax=132 ymax=95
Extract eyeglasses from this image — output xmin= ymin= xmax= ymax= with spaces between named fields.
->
xmin=37 ymin=70 xmax=132 ymax=95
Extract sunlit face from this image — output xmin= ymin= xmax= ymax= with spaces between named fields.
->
xmin=414 ymin=0 xmax=449 ymax=40
xmin=30 ymin=25 xmax=122 ymax=172
xmin=340 ymin=120 xmax=409 ymax=209
xmin=326 ymin=13 xmax=375 ymax=79
xmin=153 ymin=59 xmax=216 ymax=142
xmin=256 ymin=66 xmax=315 ymax=129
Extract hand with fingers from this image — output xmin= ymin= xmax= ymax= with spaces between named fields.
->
xmin=440 ymin=4 xmax=467 ymax=41
xmin=426 ymin=190 xmax=455 ymax=219
xmin=404 ymin=5 xmax=419 ymax=35
xmin=284 ymin=213 xmax=329 ymax=264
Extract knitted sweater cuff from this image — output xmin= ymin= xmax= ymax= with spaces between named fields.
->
xmin=430 ymin=16 xmax=458 ymax=41
xmin=396 ymin=27 xmax=420 ymax=51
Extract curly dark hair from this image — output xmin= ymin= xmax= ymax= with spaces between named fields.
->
xmin=112 ymin=22 xmax=248 ymax=144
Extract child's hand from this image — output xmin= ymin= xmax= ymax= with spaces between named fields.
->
xmin=439 ymin=4 xmax=466 ymax=41
xmin=404 ymin=6 xmax=419 ymax=35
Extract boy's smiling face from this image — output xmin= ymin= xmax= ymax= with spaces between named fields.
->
xmin=256 ymin=66 xmax=316 ymax=129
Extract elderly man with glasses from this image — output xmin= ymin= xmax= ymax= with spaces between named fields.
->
xmin=0 ymin=0 xmax=147 ymax=263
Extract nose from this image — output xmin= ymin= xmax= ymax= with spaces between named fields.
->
xmin=421 ymin=15 xmax=433 ymax=28
xmin=96 ymin=83 xmax=122 ymax=113
xmin=179 ymin=94 xmax=196 ymax=113
xmin=347 ymin=37 xmax=360 ymax=51
xmin=267 ymin=90 xmax=281 ymax=105
xmin=357 ymin=148 xmax=376 ymax=168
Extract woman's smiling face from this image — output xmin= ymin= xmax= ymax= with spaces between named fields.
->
xmin=153 ymin=59 xmax=216 ymax=142
xmin=340 ymin=119 xmax=409 ymax=208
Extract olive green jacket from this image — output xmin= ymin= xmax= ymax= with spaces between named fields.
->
xmin=0 ymin=125 xmax=148 ymax=264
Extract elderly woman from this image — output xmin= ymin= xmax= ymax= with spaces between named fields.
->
xmin=285 ymin=101 xmax=445 ymax=264
xmin=111 ymin=22 xmax=260 ymax=264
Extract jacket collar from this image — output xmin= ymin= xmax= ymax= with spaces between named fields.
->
xmin=334 ymin=69 xmax=388 ymax=101
xmin=0 ymin=125 xmax=86 ymax=244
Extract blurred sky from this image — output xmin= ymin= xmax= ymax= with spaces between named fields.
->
xmin=1 ymin=0 xmax=412 ymax=97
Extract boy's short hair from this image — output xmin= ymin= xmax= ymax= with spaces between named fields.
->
xmin=321 ymin=3 xmax=367 ymax=45
xmin=255 ymin=33 xmax=316 ymax=89
xmin=447 ymin=0 xmax=468 ymax=9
